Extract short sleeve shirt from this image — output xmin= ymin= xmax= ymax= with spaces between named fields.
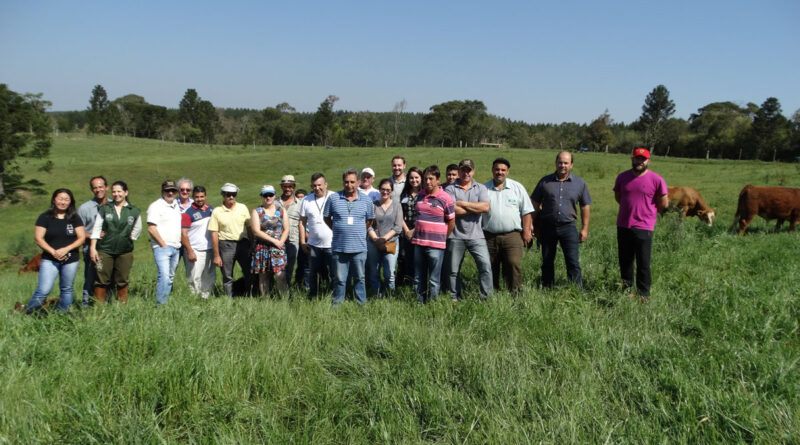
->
xmin=207 ymin=202 xmax=250 ymax=241
xmin=412 ymin=189 xmax=455 ymax=249
xmin=613 ymin=170 xmax=667 ymax=231
xmin=181 ymin=202 xmax=213 ymax=251
xmin=482 ymin=178 xmax=534 ymax=233
xmin=323 ymin=191 xmax=375 ymax=253
xmin=531 ymin=173 xmax=592 ymax=225
xmin=36 ymin=213 xmax=84 ymax=264
xmin=445 ymin=180 xmax=490 ymax=240
xmin=147 ymin=198 xmax=183 ymax=248
xmin=279 ymin=197 xmax=302 ymax=244
xmin=299 ymin=191 xmax=335 ymax=248
xmin=78 ymin=200 xmax=102 ymax=244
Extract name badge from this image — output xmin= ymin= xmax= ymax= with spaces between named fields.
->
xmin=347 ymin=216 xmax=354 ymax=225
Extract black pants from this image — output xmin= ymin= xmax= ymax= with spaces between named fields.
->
xmin=617 ymin=227 xmax=653 ymax=296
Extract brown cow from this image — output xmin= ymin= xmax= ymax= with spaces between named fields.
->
xmin=663 ymin=186 xmax=716 ymax=226
xmin=734 ymin=185 xmax=800 ymax=236
xmin=18 ymin=253 xmax=42 ymax=275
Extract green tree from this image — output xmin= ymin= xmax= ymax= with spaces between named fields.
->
xmin=688 ymin=102 xmax=753 ymax=159
xmin=750 ymin=97 xmax=791 ymax=161
xmin=177 ymin=89 xmax=217 ymax=143
xmin=637 ymin=85 xmax=675 ymax=154
xmin=310 ymin=95 xmax=339 ymax=146
xmin=0 ymin=84 xmax=53 ymax=198
xmin=418 ymin=100 xmax=488 ymax=147
xmin=583 ymin=109 xmax=615 ymax=151
xmin=87 ymin=84 xmax=111 ymax=134
xmin=345 ymin=112 xmax=382 ymax=147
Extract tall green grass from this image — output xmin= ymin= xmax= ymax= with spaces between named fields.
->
xmin=0 ymin=135 xmax=798 ymax=442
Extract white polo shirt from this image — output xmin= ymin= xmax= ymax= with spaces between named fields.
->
xmin=147 ymin=197 xmax=182 ymax=248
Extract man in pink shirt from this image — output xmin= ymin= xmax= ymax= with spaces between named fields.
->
xmin=613 ymin=148 xmax=668 ymax=300
xmin=412 ymin=165 xmax=455 ymax=303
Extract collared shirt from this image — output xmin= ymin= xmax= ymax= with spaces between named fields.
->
xmin=178 ymin=198 xmax=194 ymax=213
xmin=324 ymin=191 xmax=375 ymax=253
xmin=299 ymin=191 xmax=335 ymax=248
xmin=147 ymin=197 xmax=183 ymax=248
xmin=445 ymin=180 xmax=490 ymax=240
xmin=78 ymin=199 xmax=104 ymax=245
xmin=207 ymin=202 xmax=250 ymax=241
xmin=412 ymin=189 xmax=455 ymax=249
xmin=182 ymin=202 xmax=214 ymax=251
xmin=482 ymin=178 xmax=534 ymax=233
xmin=390 ymin=175 xmax=406 ymax=203
xmin=531 ymin=173 xmax=592 ymax=225
xmin=278 ymin=196 xmax=301 ymax=244
xmin=359 ymin=186 xmax=381 ymax=203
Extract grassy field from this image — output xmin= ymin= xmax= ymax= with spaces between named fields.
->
xmin=0 ymin=135 xmax=798 ymax=442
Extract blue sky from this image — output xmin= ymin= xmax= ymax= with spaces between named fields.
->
xmin=1 ymin=0 xmax=798 ymax=124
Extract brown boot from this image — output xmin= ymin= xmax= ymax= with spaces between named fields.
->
xmin=94 ymin=287 xmax=107 ymax=303
xmin=117 ymin=286 xmax=128 ymax=304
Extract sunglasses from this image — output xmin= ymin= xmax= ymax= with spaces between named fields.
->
xmin=222 ymin=192 xmax=237 ymax=197
xmin=380 ymin=188 xmax=392 ymax=193
xmin=180 ymin=188 xmax=191 ymax=192
xmin=262 ymin=193 xmax=275 ymax=198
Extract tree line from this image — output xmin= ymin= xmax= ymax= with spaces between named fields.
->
xmin=49 ymin=84 xmax=800 ymax=162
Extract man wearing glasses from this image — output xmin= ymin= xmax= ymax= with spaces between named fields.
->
xmin=209 ymin=183 xmax=252 ymax=297
xmin=147 ymin=180 xmax=183 ymax=305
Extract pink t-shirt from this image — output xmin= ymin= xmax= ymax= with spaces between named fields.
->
xmin=412 ymin=189 xmax=455 ymax=249
xmin=613 ymin=170 xmax=667 ymax=231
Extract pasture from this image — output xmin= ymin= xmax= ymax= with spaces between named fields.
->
xmin=0 ymin=135 xmax=798 ymax=442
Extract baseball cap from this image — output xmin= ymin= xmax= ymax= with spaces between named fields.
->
xmin=220 ymin=183 xmax=239 ymax=193
xmin=260 ymin=185 xmax=276 ymax=196
xmin=281 ymin=175 xmax=296 ymax=184
xmin=458 ymin=159 xmax=475 ymax=171
xmin=632 ymin=148 xmax=650 ymax=159
xmin=361 ymin=167 xmax=375 ymax=177
xmin=161 ymin=180 xmax=179 ymax=192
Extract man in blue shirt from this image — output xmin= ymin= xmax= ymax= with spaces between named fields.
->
xmin=530 ymin=152 xmax=592 ymax=288
xmin=324 ymin=169 xmax=375 ymax=306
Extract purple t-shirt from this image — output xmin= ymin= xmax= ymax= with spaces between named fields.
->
xmin=613 ymin=170 xmax=667 ymax=231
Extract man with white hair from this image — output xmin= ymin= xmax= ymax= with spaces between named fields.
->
xmin=359 ymin=167 xmax=381 ymax=202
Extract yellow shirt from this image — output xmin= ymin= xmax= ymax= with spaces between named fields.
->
xmin=208 ymin=202 xmax=250 ymax=241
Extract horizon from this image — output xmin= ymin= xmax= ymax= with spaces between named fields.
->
xmin=2 ymin=1 xmax=798 ymax=124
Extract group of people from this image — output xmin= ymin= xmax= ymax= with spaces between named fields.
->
xmin=20 ymin=149 xmax=668 ymax=313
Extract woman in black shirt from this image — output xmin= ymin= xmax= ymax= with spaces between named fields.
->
xmin=398 ymin=167 xmax=423 ymax=286
xmin=23 ymin=188 xmax=86 ymax=314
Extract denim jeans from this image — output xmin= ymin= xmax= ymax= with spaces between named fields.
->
xmin=308 ymin=245 xmax=331 ymax=298
xmin=414 ymin=245 xmax=445 ymax=303
xmin=446 ymin=238 xmax=494 ymax=301
xmin=82 ymin=247 xmax=97 ymax=305
xmin=26 ymin=258 xmax=79 ymax=313
xmin=153 ymin=245 xmax=180 ymax=304
xmin=295 ymin=243 xmax=310 ymax=289
xmin=367 ymin=240 xmax=398 ymax=295
xmin=540 ymin=222 xmax=583 ymax=288
xmin=331 ymin=250 xmax=367 ymax=305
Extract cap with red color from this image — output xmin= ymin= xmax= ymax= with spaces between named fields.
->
xmin=632 ymin=148 xmax=650 ymax=159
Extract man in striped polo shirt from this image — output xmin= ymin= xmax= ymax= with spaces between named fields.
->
xmin=323 ymin=169 xmax=375 ymax=306
xmin=412 ymin=165 xmax=455 ymax=304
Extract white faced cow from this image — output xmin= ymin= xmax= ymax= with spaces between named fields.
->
xmin=663 ymin=186 xmax=715 ymax=226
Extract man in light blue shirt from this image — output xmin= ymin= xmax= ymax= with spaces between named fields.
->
xmin=482 ymin=158 xmax=534 ymax=294
xmin=77 ymin=175 xmax=108 ymax=307
xmin=324 ymin=169 xmax=375 ymax=306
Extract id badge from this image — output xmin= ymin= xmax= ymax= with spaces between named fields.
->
xmin=347 ymin=216 xmax=354 ymax=225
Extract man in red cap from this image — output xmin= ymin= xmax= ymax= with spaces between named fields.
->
xmin=613 ymin=148 xmax=668 ymax=300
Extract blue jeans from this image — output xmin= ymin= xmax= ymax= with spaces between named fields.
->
xmin=331 ymin=250 xmax=367 ymax=305
xmin=541 ymin=222 xmax=583 ymax=288
xmin=26 ymin=258 xmax=79 ymax=313
xmin=82 ymin=247 xmax=97 ymax=305
xmin=446 ymin=238 xmax=494 ymax=301
xmin=414 ymin=245 xmax=445 ymax=303
xmin=153 ymin=245 xmax=180 ymax=304
xmin=367 ymin=240 xmax=398 ymax=295
xmin=308 ymin=245 xmax=332 ymax=298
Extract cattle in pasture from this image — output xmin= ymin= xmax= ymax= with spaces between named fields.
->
xmin=663 ymin=186 xmax=716 ymax=226
xmin=734 ymin=185 xmax=800 ymax=235
xmin=18 ymin=253 xmax=42 ymax=275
